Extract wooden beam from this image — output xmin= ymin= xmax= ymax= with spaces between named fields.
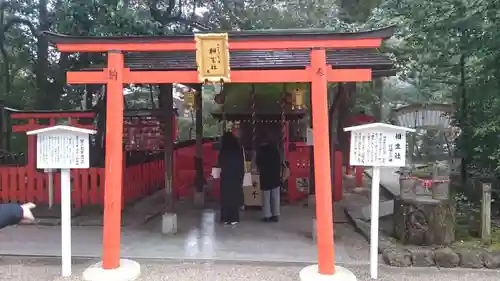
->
xmin=56 ymin=38 xmax=383 ymax=53
xmin=67 ymin=69 xmax=373 ymax=84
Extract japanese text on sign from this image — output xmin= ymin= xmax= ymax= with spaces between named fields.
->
xmin=350 ymin=130 xmax=406 ymax=167
xmin=195 ymin=33 xmax=231 ymax=82
xmin=36 ymin=133 xmax=90 ymax=169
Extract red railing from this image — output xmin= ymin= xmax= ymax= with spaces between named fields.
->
xmin=0 ymin=141 xmax=337 ymax=208
xmin=0 ymin=167 xmax=104 ymax=208
xmin=0 ymin=109 xmax=338 ymax=208
xmin=123 ymin=160 xmax=165 ymax=204
xmin=0 ymin=161 xmax=165 ymax=209
xmin=173 ymin=142 xmax=218 ymax=200
xmin=0 ymin=111 xmax=166 ymax=210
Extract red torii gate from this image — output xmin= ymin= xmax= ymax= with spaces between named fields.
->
xmin=43 ymin=27 xmax=394 ymax=280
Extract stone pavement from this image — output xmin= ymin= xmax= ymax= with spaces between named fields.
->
xmin=1 ymin=257 xmax=500 ymax=281
xmin=0 ymin=203 xmax=369 ymax=264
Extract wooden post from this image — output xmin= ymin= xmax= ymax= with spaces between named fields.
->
xmin=0 ymin=102 xmax=6 ymax=151
xmin=308 ymin=85 xmax=315 ymax=197
xmin=195 ymin=86 xmax=204 ymax=192
xmin=159 ymin=84 xmax=174 ymax=212
xmin=102 ymin=50 xmax=124 ymax=269
xmin=355 ymin=166 xmax=364 ymax=187
xmin=334 ymin=150 xmax=343 ymax=201
xmin=310 ymin=49 xmax=335 ymax=275
xmin=481 ymin=181 xmax=492 ymax=245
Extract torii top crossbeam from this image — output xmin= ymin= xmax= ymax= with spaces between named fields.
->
xmin=43 ymin=26 xmax=395 ymax=52
xmin=42 ymin=26 xmax=395 ymax=85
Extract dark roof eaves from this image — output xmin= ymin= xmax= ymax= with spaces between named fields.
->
xmin=41 ymin=26 xmax=395 ymax=44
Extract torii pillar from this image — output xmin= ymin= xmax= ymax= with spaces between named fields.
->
xmin=82 ymin=50 xmax=141 ymax=281
xmin=299 ymin=49 xmax=357 ymax=281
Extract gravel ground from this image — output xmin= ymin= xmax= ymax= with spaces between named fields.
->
xmin=1 ymin=257 xmax=500 ymax=281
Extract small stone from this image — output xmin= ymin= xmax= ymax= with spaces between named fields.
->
xmin=408 ymin=248 xmax=435 ymax=267
xmin=455 ymin=248 xmax=484 ymax=268
xmin=482 ymin=251 xmax=500 ymax=269
xmin=434 ymin=247 xmax=460 ymax=268
xmin=382 ymin=247 xmax=412 ymax=267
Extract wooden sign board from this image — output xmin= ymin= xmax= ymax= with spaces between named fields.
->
xmin=27 ymin=125 xmax=96 ymax=169
xmin=345 ymin=123 xmax=415 ymax=168
xmin=344 ymin=122 xmax=415 ymax=280
xmin=36 ymin=133 xmax=90 ymax=169
xmin=195 ymin=33 xmax=231 ymax=83
xmin=26 ymin=125 xmax=96 ymax=278
xmin=244 ymin=174 xmax=262 ymax=207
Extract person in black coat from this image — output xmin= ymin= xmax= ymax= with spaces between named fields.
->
xmin=0 ymin=202 xmax=36 ymax=229
xmin=256 ymin=137 xmax=282 ymax=222
xmin=218 ymin=132 xmax=245 ymax=225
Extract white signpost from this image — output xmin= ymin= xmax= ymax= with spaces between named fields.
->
xmin=344 ymin=123 xmax=415 ymax=280
xmin=27 ymin=125 xmax=96 ymax=277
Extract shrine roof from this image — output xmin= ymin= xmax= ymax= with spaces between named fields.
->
xmin=344 ymin=122 xmax=416 ymax=132
xmin=79 ymin=49 xmax=396 ymax=77
xmin=42 ymin=26 xmax=395 ymax=44
xmin=26 ymin=125 xmax=97 ymax=135
xmin=393 ymin=103 xmax=454 ymax=114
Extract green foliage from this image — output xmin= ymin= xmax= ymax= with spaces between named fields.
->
xmin=367 ymin=0 xmax=500 ymax=175
xmin=2 ymin=0 xmax=500 ymax=180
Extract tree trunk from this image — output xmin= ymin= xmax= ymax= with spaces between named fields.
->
xmin=372 ymin=78 xmax=383 ymax=121
xmin=35 ymin=0 xmax=51 ymax=109
xmin=393 ymin=198 xmax=456 ymax=245
xmin=329 ymin=84 xmax=343 ymax=185
xmin=337 ymin=83 xmax=355 ymax=165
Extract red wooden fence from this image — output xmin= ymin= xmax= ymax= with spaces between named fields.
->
xmin=0 ymin=142 xmax=324 ymax=208
xmin=0 ymin=161 xmax=165 ymax=210
xmin=0 ymin=111 xmax=167 ymax=209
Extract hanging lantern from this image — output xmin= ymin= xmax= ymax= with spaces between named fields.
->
xmin=292 ymin=88 xmax=305 ymax=110
xmin=183 ymin=90 xmax=197 ymax=110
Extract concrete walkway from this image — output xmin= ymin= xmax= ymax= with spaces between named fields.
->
xmin=1 ymin=257 xmax=500 ymax=281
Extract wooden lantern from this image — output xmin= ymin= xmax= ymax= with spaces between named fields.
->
xmin=292 ymin=88 xmax=305 ymax=110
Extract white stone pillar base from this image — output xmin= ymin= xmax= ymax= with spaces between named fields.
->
xmin=299 ymin=265 xmax=357 ymax=281
xmin=161 ymin=212 xmax=178 ymax=235
xmin=82 ymin=259 xmax=140 ymax=281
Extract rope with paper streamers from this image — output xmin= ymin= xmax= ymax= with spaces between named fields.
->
xmin=251 ymin=84 xmax=256 ymax=148
xmin=281 ymin=84 xmax=287 ymax=152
